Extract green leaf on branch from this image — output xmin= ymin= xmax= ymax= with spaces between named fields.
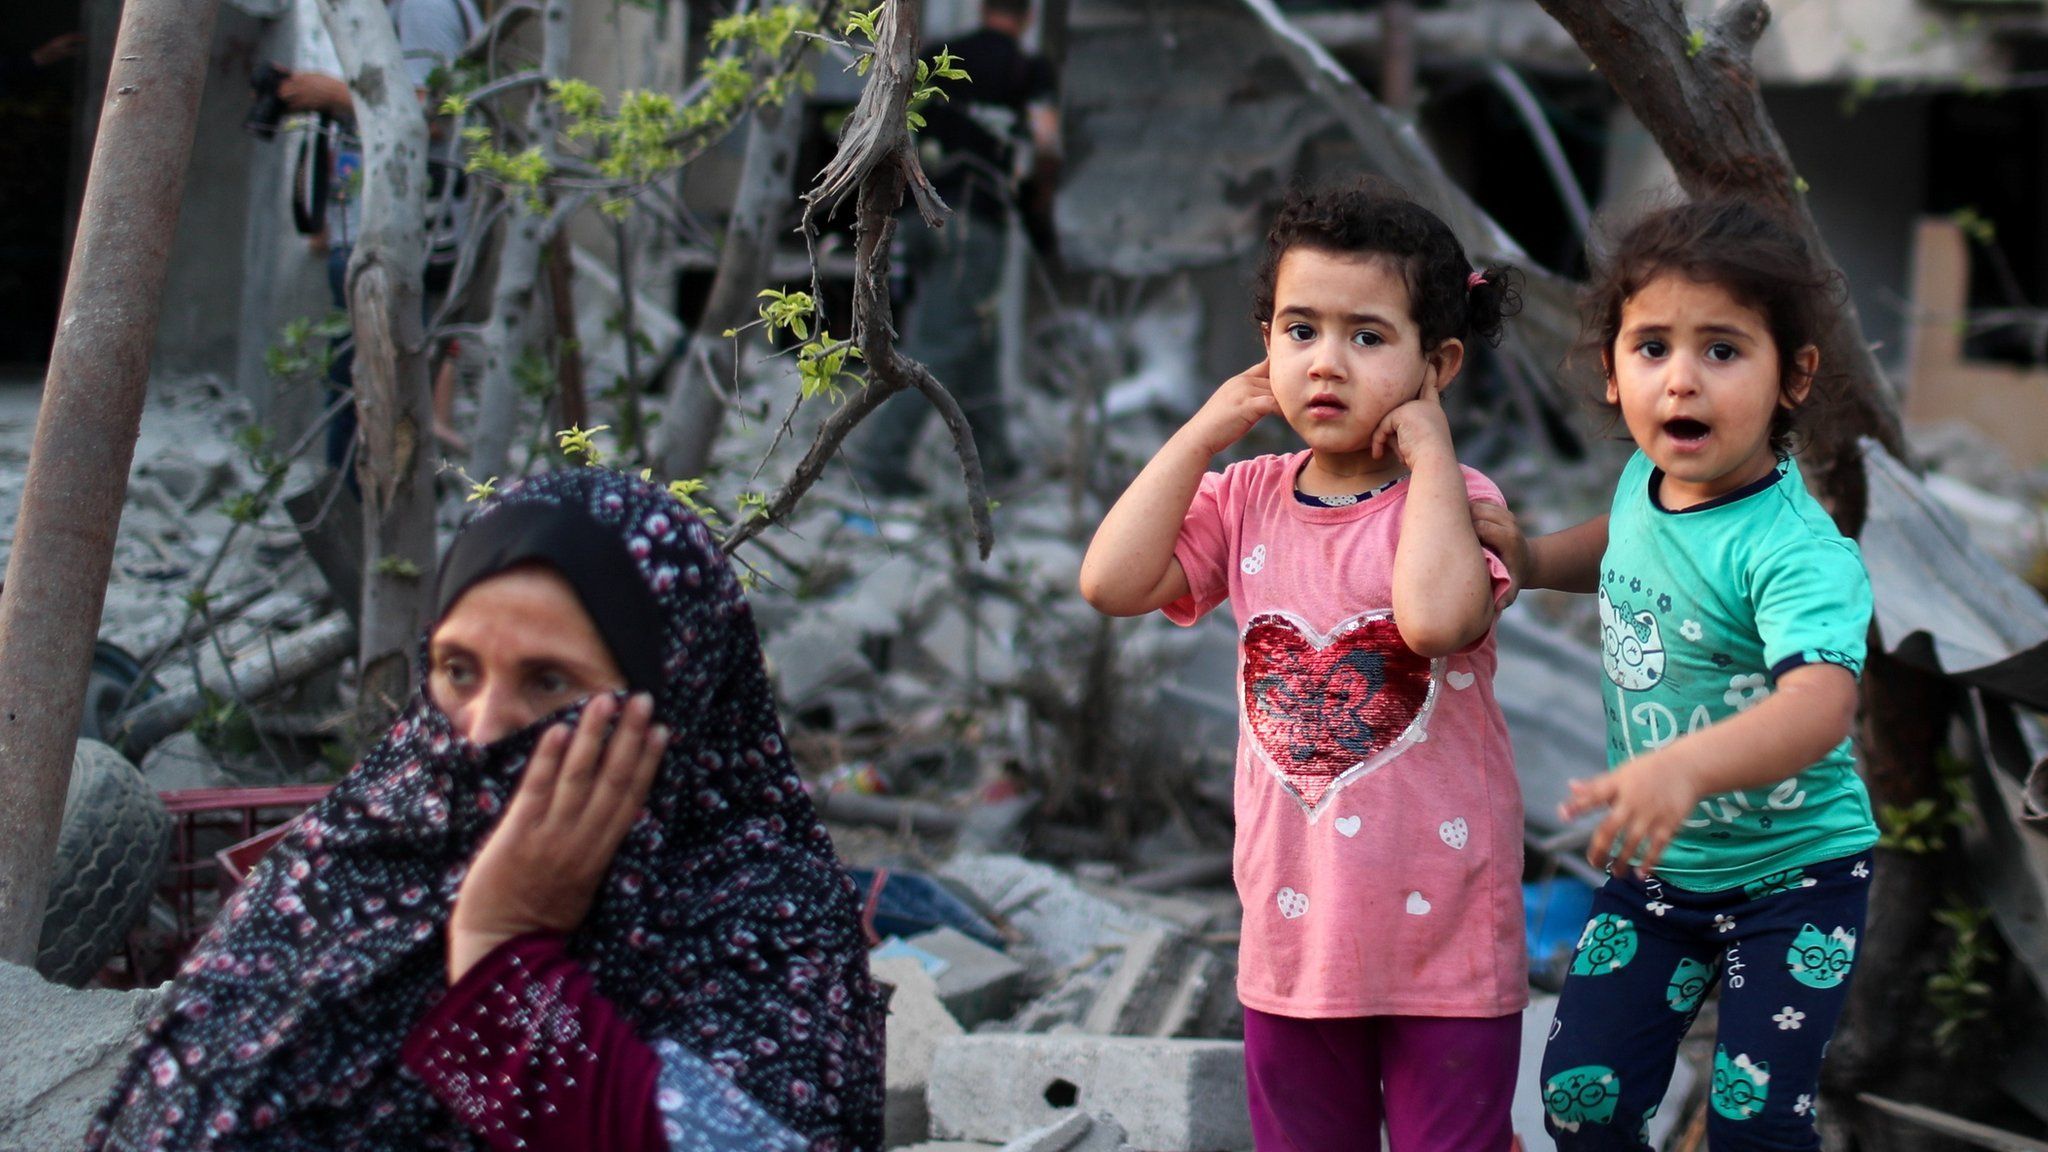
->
xmin=222 ymin=492 xmax=267 ymax=525
xmin=1950 ymin=207 xmax=1997 ymax=246
xmin=549 ymin=77 xmax=606 ymax=122
xmin=797 ymin=335 xmax=862 ymax=401
xmin=756 ymin=287 xmax=817 ymax=342
xmin=907 ymin=46 xmax=969 ymax=131
xmin=663 ymin=476 xmax=722 ymax=523
xmin=844 ymin=5 xmax=882 ymax=44
xmin=1685 ymin=28 xmax=1706 ymax=59
xmin=556 ymin=423 xmax=611 ymax=465
xmin=374 ymin=556 xmax=424 ymax=579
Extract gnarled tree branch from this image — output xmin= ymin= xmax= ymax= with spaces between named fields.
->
xmin=723 ymin=0 xmax=992 ymax=559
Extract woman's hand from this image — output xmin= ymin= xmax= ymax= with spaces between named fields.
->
xmin=447 ymin=692 xmax=668 ymax=983
xmin=1562 ymin=753 xmax=1702 ymax=879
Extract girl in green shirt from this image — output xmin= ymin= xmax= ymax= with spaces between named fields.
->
xmin=1476 ymin=199 xmax=1877 ymax=1151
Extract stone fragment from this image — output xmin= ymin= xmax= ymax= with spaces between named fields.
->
xmin=995 ymin=1111 xmax=1131 ymax=1152
xmin=874 ymin=955 xmax=963 ymax=1149
xmin=927 ymin=1034 xmax=1251 ymax=1151
xmin=138 ymin=731 xmax=234 ymax=791
xmin=905 ymin=927 xmax=1027 ymax=1030
xmin=938 ymin=854 xmax=1180 ymax=979
xmin=0 ymin=961 xmax=163 ymax=1152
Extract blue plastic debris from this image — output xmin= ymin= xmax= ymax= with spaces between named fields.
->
xmin=850 ymin=868 xmax=1007 ymax=950
xmin=1524 ymin=877 xmax=1595 ymax=990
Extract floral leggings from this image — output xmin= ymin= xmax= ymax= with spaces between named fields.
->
xmin=1539 ymin=851 xmax=1871 ymax=1151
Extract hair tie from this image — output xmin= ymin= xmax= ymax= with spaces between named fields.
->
xmin=1467 ymin=271 xmax=1487 ymax=290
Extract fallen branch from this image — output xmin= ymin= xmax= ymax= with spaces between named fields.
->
xmin=114 ymin=613 xmax=358 ymax=756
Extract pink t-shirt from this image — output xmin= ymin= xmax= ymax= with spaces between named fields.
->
xmin=1166 ymin=451 xmax=1527 ymax=1019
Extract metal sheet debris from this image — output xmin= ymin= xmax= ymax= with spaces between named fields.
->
xmin=1862 ymin=439 xmax=2048 ymax=710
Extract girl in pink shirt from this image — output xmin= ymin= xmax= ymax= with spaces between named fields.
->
xmin=1080 ymin=178 xmax=1527 ymax=1151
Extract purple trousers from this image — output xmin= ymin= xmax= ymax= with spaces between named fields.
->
xmin=1243 ymin=1006 xmax=1521 ymax=1152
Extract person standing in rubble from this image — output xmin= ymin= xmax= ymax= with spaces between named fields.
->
xmin=279 ymin=0 xmax=479 ymax=464
xmin=849 ymin=0 xmax=1060 ymax=497
xmin=1476 ymin=199 xmax=1877 ymax=1152
xmin=1081 ymin=178 xmax=1529 ymax=1151
xmin=90 ymin=468 xmax=885 ymax=1152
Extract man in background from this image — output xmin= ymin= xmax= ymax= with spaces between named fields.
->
xmin=279 ymin=0 xmax=480 ymax=463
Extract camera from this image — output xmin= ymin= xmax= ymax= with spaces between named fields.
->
xmin=246 ymin=62 xmax=290 ymax=138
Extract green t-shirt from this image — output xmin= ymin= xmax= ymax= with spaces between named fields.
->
xmin=1598 ymin=451 xmax=1878 ymax=892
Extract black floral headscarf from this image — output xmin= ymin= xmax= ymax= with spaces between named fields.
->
xmin=90 ymin=468 xmax=885 ymax=1152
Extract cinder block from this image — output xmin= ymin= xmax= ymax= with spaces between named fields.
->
xmin=927 ymin=1034 xmax=1251 ymax=1151
xmin=907 ymin=927 xmax=1027 ymax=1029
xmin=875 ymin=956 xmax=963 ymax=1148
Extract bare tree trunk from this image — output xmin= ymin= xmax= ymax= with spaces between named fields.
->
xmin=0 ymin=0 xmax=220 ymax=965
xmin=1534 ymin=3 xmax=1947 ymax=1146
xmin=314 ymin=0 xmax=436 ymax=729
xmin=469 ymin=0 xmax=571 ymax=482
xmin=654 ymin=97 xmax=803 ymax=480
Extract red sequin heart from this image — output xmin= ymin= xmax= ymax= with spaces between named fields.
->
xmin=1241 ymin=611 xmax=1436 ymax=818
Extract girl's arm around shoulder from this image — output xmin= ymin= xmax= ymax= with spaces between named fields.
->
xmin=1080 ymin=361 xmax=1277 ymax=617
xmin=1469 ymin=506 xmax=1608 ymax=598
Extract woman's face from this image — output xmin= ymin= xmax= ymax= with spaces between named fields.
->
xmin=428 ymin=564 xmax=628 ymax=745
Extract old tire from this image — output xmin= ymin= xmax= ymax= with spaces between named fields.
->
xmin=35 ymin=739 xmax=172 ymax=986
xmin=79 ymin=640 xmax=161 ymax=749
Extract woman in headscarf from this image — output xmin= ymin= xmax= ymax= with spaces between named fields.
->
xmin=90 ymin=468 xmax=886 ymax=1152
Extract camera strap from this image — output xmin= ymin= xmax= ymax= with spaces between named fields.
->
xmin=290 ymin=115 xmax=334 ymax=237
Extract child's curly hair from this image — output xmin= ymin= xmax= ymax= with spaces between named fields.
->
xmin=1581 ymin=197 xmax=1842 ymax=454
xmin=1252 ymin=176 xmax=1522 ymax=352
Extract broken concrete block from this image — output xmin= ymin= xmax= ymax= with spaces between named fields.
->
xmin=907 ymin=927 xmax=1027 ymax=1030
xmin=0 ymin=962 xmax=163 ymax=1152
xmin=996 ymin=1111 xmax=1131 ymax=1152
xmin=917 ymin=603 xmax=1007 ymax=685
xmin=938 ymin=854 xmax=1181 ymax=980
xmin=1080 ymin=927 xmax=1175 ymax=1035
xmin=138 ymin=731 xmax=234 ymax=792
xmin=874 ymin=955 xmax=963 ymax=1149
xmin=997 ymin=954 xmax=1115 ymax=1034
xmin=763 ymin=611 xmax=876 ymax=709
xmin=825 ymin=553 xmax=939 ymax=636
xmin=1151 ymin=947 xmax=1230 ymax=1039
xmin=927 ymin=1034 xmax=1252 ymax=1151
